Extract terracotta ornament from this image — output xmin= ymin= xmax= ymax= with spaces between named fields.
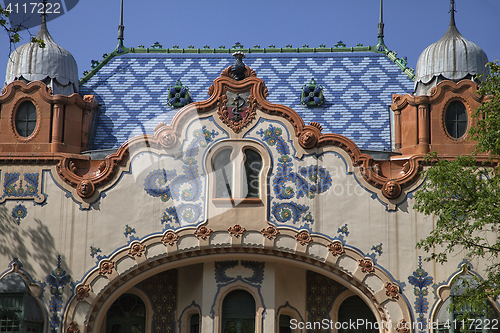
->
xmin=382 ymin=180 xmax=401 ymax=199
xmin=385 ymin=282 xmax=400 ymax=299
xmin=98 ymin=260 xmax=115 ymax=275
xmin=358 ymin=259 xmax=375 ymax=274
xmin=228 ymin=224 xmax=246 ymax=238
xmin=75 ymin=285 xmax=90 ymax=301
xmin=327 ymin=241 xmax=345 ymax=256
xmin=295 ymin=231 xmax=312 ymax=246
xmin=128 ymin=242 xmax=146 ymax=257
xmin=77 ymin=180 xmax=95 ymax=198
xmin=261 ymin=226 xmax=279 ymax=240
xmin=194 ymin=226 xmax=212 ymax=240
xmin=161 ymin=231 xmax=179 ymax=246
xmin=66 ymin=322 xmax=80 ymax=333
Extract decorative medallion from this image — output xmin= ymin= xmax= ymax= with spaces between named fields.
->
xmin=66 ymin=322 xmax=80 ymax=333
xmin=261 ymin=226 xmax=279 ymax=240
xmin=228 ymin=224 xmax=246 ymax=238
xmin=358 ymin=259 xmax=375 ymax=274
xmin=98 ymin=260 xmax=115 ymax=275
xmin=295 ymin=231 xmax=312 ymax=246
xmin=128 ymin=242 xmax=146 ymax=257
xmin=384 ymin=282 xmax=400 ymax=299
xmin=301 ymin=78 xmax=324 ymax=106
xmin=167 ymin=80 xmax=191 ymax=107
xmin=76 ymin=180 xmax=95 ymax=198
xmin=11 ymin=204 xmax=27 ymax=224
xmin=327 ymin=241 xmax=345 ymax=256
xmin=161 ymin=231 xmax=179 ymax=246
xmin=217 ymin=91 xmax=256 ymax=133
xmin=382 ymin=180 xmax=401 ymax=199
xmin=194 ymin=226 xmax=212 ymax=240
xmin=299 ymin=130 xmax=318 ymax=149
xmin=76 ymin=285 xmax=90 ymax=301
xmin=159 ymin=132 xmax=177 ymax=149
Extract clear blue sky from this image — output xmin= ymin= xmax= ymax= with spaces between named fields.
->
xmin=1 ymin=0 xmax=499 ymax=86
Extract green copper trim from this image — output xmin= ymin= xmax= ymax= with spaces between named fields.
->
xmin=79 ymin=43 xmax=415 ymax=86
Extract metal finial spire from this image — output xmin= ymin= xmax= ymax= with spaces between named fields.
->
xmin=449 ymin=0 xmax=456 ymax=27
xmin=376 ymin=0 xmax=386 ymax=50
xmin=117 ymin=0 xmax=125 ymax=52
xmin=41 ymin=0 xmax=48 ymax=26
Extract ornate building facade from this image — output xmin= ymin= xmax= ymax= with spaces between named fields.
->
xmin=0 ymin=2 xmax=498 ymax=333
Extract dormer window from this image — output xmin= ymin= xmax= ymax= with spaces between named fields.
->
xmin=445 ymin=101 xmax=467 ymax=139
xmin=15 ymin=101 xmax=37 ymax=137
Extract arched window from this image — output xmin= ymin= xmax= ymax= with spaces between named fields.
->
xmin=0 ymin=273 xmax=44 ymax=333
xmin=15 ymin=101 xmax=37 ymax=137
xmin=435 ymin=276 xmax=499 ymax=333
xmin=337 ymin=295 xmax=377 ymax=333
xmin=222 ymin=290 xmax=255 ymax=333
xmin=214 ymin=148 xmax=233 ymax=198
xmin=211 ymin=144 xmax=264 ymax=201
xmin=106 ymin=294 xmax=146 ymax=333
xmin=279 ymin=314 xmax=292 ymax=333
xmin=190 ymin=313 xmax=200 ymax=333
xmin=243 ymin=149 xmax=262 ymax=198
xmin=445 ymin=101 xmax=467 ymax=139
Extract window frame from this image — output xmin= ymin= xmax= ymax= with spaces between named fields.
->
xmin=443 ymin=99 xmax=469 ymax=140
xmin=10 ymin=98 xmax=41 ymax=142
xmin=208 ymin=140 xmax=269 ymax=207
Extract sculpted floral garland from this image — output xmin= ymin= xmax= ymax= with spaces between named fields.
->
xmin=143 ymin=126 xmax=218 ymax=226
xmin=257 ymin=124 xmax=332 ymax=227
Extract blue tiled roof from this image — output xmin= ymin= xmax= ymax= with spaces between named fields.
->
xmin=80 ymin=52 xmax=414 ymax=151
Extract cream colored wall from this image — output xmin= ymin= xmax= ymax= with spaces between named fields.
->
xmin=0 ymin=114 xmax=494 ymax=332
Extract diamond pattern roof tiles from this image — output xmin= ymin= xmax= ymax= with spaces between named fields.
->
xmin=80 ymin=52 xmax=413 ymax=151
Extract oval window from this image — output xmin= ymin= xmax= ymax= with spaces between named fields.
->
xmin=445 ymin=101 xmax=467 ymax=139
xmin=15 ymin=101 xmax=37 ymax=137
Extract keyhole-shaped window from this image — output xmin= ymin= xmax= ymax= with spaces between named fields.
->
xmin=212 ymin=146 xmax=263 ymax=200
xmin=15 ymin=101 xmax=37 ymax=137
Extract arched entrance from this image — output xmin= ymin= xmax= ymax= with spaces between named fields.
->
xmin=338 ymin=295 xmax=378 ymax=333
xmin=63 ymin=229 xmax=413 ymax=333
xmin=106 ymin=294 xmax=146 ymax=333
xmin=221 ymin=290 xmax=256 ymax=333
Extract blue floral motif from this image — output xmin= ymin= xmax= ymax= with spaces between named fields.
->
xmin=144 ymin=126 xmax=218 ymax=225
xmin=257 ymin=125 xmax=332 ymax=226
xmin=124 ymin=225 xmax=136 ymax=237
xmin=337 ymin=224 xmax=349 ymax=236
xmin=11 ymin=204 xmax=27 ymax=224
xmin=46 ymin=256 xmax=71 ymax=333
xmin=90 ymin=246 xmax=102 ymax=259
xmin=408 ymin=256 xmax=433 ymax=333
xmin=1 ymin=173 xmax=43 ymax=202
xmin=161 ymin=203 xmax=202 ymax=226
xmin=371 ymin=243 xmax=383 ymax=256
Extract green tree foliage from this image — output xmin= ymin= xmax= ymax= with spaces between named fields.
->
xmin=414 ymin=61 xmax=500 ymax=316
xmin=1 ymin=3 xmax=45 ymax=51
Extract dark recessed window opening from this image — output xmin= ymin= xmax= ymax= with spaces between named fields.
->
xmin=445 ymin=101 xmax=467 ymax=139
xmin=15 ymin=101 xmax=37 ymax=137
xmin=243 ymin=149 xmax=262 ymax=198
